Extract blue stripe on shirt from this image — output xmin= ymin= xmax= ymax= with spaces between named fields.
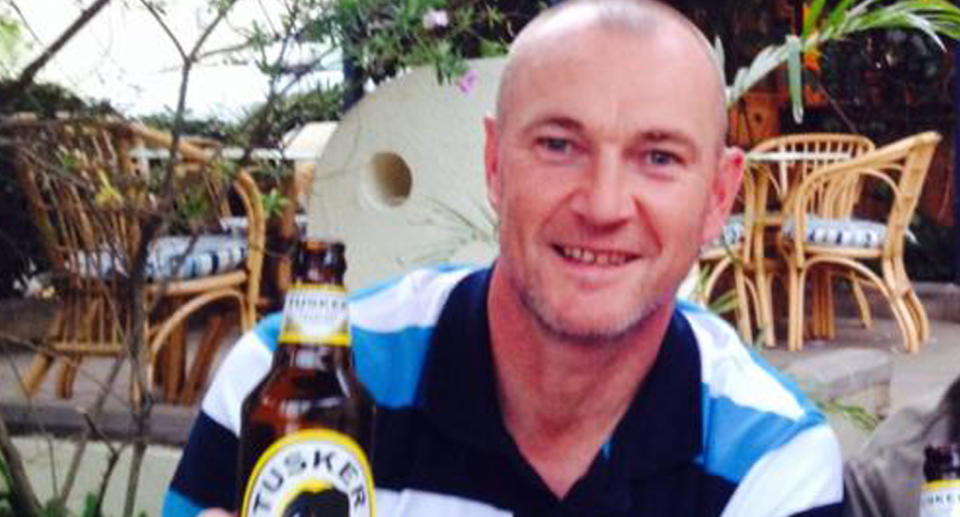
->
xmin=162 ymin=489 xmax=204 ymax=517
xmin=252 ymin=312 xmax=283 ymax=353
xmin=698 ymin=385 xmax=825 ymax=483
xmin=353 ymin=325 xmax=434 ymax=408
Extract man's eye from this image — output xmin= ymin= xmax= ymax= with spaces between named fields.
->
xmin=538 ymin=137 xmax=572 ymax=154
xmin=648 ymin=150 xmax=680 ymax=166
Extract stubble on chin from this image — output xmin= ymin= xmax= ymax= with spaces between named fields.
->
xmin=510 ymin=270 xmax=664 ymax=346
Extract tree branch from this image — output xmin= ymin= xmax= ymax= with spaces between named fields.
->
xmin=120 ymin=4 xmax=239 ymax=516
xmin=0 ymin=408 xmax=41 ymax=517
xmin=57 ymin=355 xmax=126 ymax=505
xmin=6 ymin=0 xmax=43 ymax=44
xmin=0 ymin=0 xmax=114 ymax=110
xmin=188 ymin=1 xmax=238 ymax=61
xmin=138 ymin=0 xmax=187 ymax=61
xmin=79 ymin=409 xmax=125 ymax=517
xmin=0 ymin=339 xmax=59 ymax=497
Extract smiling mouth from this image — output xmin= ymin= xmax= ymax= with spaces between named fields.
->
xmin=555 ymin=245 xmax=638 ymax=266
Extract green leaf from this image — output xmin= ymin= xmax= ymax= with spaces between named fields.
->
xmin=803 ymin=0 xmax=829 ymax=39
xmin=478 ymin=38 xmax=507 ymax=58
xmin=826 ymin=0 xmax=858 ymax=29
xmin=815 ymin=398 xmax=880 ymax=432
xmin=707 ymin=289 xmax=739 ymax=316
xmin=847 ymin=0 xmax=881 ymax=19
xmin=261 ymin=187 xmax=289 ymax=218
xmin=712 ymin=36 xmax=726 ymax=85
xmin=786 ymin=35 xmax=803 ymax=123
xmin=80 ymin=492 xmax=101 ymax=517
xmin=728 ymin=0 xmax=960 ymax=109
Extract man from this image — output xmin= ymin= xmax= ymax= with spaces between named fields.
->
xmin=165 ymin=1 xmax=843 ymax=515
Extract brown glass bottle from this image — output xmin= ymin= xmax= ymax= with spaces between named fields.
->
xmin=237 ymin=240 xmax=375 ymax=517
xmin=920 ymin=443 xmax=960 ymax=516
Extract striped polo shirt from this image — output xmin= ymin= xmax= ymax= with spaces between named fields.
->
xmin=163 ymin=265 xmax=843 ymax=516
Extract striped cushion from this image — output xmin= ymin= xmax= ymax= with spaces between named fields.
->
xmin=146 ymin=235 xmax=247 ymax=280
xmin=220 ymin=215 xmax=307 ymax=237
xmin=703 ymin=214 xmax=746 ymax=251
xmin=781 ymin=215 xmax=891 ymax=249
xmin=67 ymin=235 xmax=247 ymax=281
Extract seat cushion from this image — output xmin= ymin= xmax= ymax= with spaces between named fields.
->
xmin=221 ymin=215 xmax=307 ymax=237
xmin=66 ymin=235 xmax=247 ymax=281
xmin=703 ymin=214 xmax=745 ymax=251
xmin=781 ymin=215 xmax=888 ymax=249
xmin=146 ymin=235 xmax=248 ymax=280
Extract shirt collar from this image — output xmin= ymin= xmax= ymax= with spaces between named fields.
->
xmin=421 ymin=267 xmax=703 ymax=503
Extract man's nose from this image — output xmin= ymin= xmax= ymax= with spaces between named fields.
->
xmin=573 ymin=153 xmax=633 ymax=226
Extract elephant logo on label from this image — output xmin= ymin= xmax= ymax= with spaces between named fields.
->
xmin=281 ymin=481 xmax=350 ymax=517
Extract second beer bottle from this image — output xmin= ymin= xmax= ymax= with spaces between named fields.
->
xmin=237 ymin=240 xmax=375 ymax=517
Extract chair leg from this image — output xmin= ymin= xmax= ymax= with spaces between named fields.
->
xmin=890 ymin=296 xmax=920 ymax=353
xmin=905 ymin=287 xmax=930 ymax=344
xmin=849 ymin=274 xmax=873 ymax=329
xmin=162 ymin=315 xmax=186 ymax=403
xmin=823 ymin=270 xmax=836 ymax=340
xmin=881 ymin=258 xmax=921 ymax=353
xmin=56 ymin=354 xmax=81 ymax=399
xmin=787 ymin=266 xmax=806 ymax=352
xmin=744 ymin=279 xmax=769 ymax=347
xmin=753 ymin=265 xmax=777 ymax=347
xmin=699 ymin=256 xmax=731 ymax=305
xmin=809 ymin=270 xmax=823 ymax=339
xmin=178 ymin=313 xmax=230 ymax=405
xmin=892 ymin=253 xmax=928 ymax=344
xmin=809 ymin=268 xmax=836 ymax=340
xmin=21 ymin=352 xmax=55 ymax=397
xmin=732 ymin=263 xmax=753 ymax=345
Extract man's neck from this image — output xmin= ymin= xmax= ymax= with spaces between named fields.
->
xmin=487 ymin=268 xmax=673 ymax=498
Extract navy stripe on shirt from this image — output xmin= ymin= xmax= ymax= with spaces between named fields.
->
xmin=169 ymin=411 xmax=239 ymax=510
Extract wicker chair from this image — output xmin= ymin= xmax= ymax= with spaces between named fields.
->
xmin=748 ymin=133 xmax=876 ymax=346
xmin=2 ymin=117 xmax=265 ymax=403
xmin=696 ymin=165 xmax=759 ymax=345
xmin=777 ymin=131 xmax=940 ymax=352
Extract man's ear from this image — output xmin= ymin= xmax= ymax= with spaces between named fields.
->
xmin=483 ymin=115 xmax=502 ymax=213
xmin=700 ymin=146 xmax=745 ymax=245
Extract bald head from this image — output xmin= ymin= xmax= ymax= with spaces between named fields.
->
xmin=495 ymin=0 xmax=727 ymax=143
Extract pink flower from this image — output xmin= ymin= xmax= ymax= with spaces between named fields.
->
xmin=422 ymin=9 xmax=449 ymax=30
xmin=456 ymin=68 xmax=478 ymax=94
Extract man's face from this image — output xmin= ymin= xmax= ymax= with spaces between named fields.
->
xmin=485 ymin=24 xmax=741 ymax=342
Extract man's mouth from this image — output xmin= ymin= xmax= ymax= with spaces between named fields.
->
xmin=555 ymin=245 xmax=637 ymax=266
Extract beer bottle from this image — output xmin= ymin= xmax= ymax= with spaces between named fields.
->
xmin=920 ymin=443 xmax=960 ymax=517
xmin=237 ymin=240 xmax=375 ymax=517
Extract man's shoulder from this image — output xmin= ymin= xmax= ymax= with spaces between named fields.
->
xmin=349 ymin=264 xmax=480 ymax=333
xmin=348 ymin=265 xmax=482 ymax=408
xmin=677 ymin=301 xmax=820 ymax=421
xmin=676 ymin=302 xmax=833 ymax=484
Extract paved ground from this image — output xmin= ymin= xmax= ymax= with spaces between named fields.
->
xmin=766 ymin=316 xmax=960 ymax=415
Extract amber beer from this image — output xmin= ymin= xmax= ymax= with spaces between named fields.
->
xmin=238 ymin=240 xmax=375 ymax=517
xmin=920 ymin=443 xmax=960 ymax=517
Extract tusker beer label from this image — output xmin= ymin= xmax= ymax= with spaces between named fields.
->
xmin=920 ymin=480 xmax=960 ymax=517
xmin=279 ymin=284 xmax=350 ymax=346
xmin=241 ymin=429 xmax=375 ymax=517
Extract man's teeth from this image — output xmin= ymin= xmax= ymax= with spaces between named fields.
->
xmin=561 ymin=246 xmax=628 ymax=265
